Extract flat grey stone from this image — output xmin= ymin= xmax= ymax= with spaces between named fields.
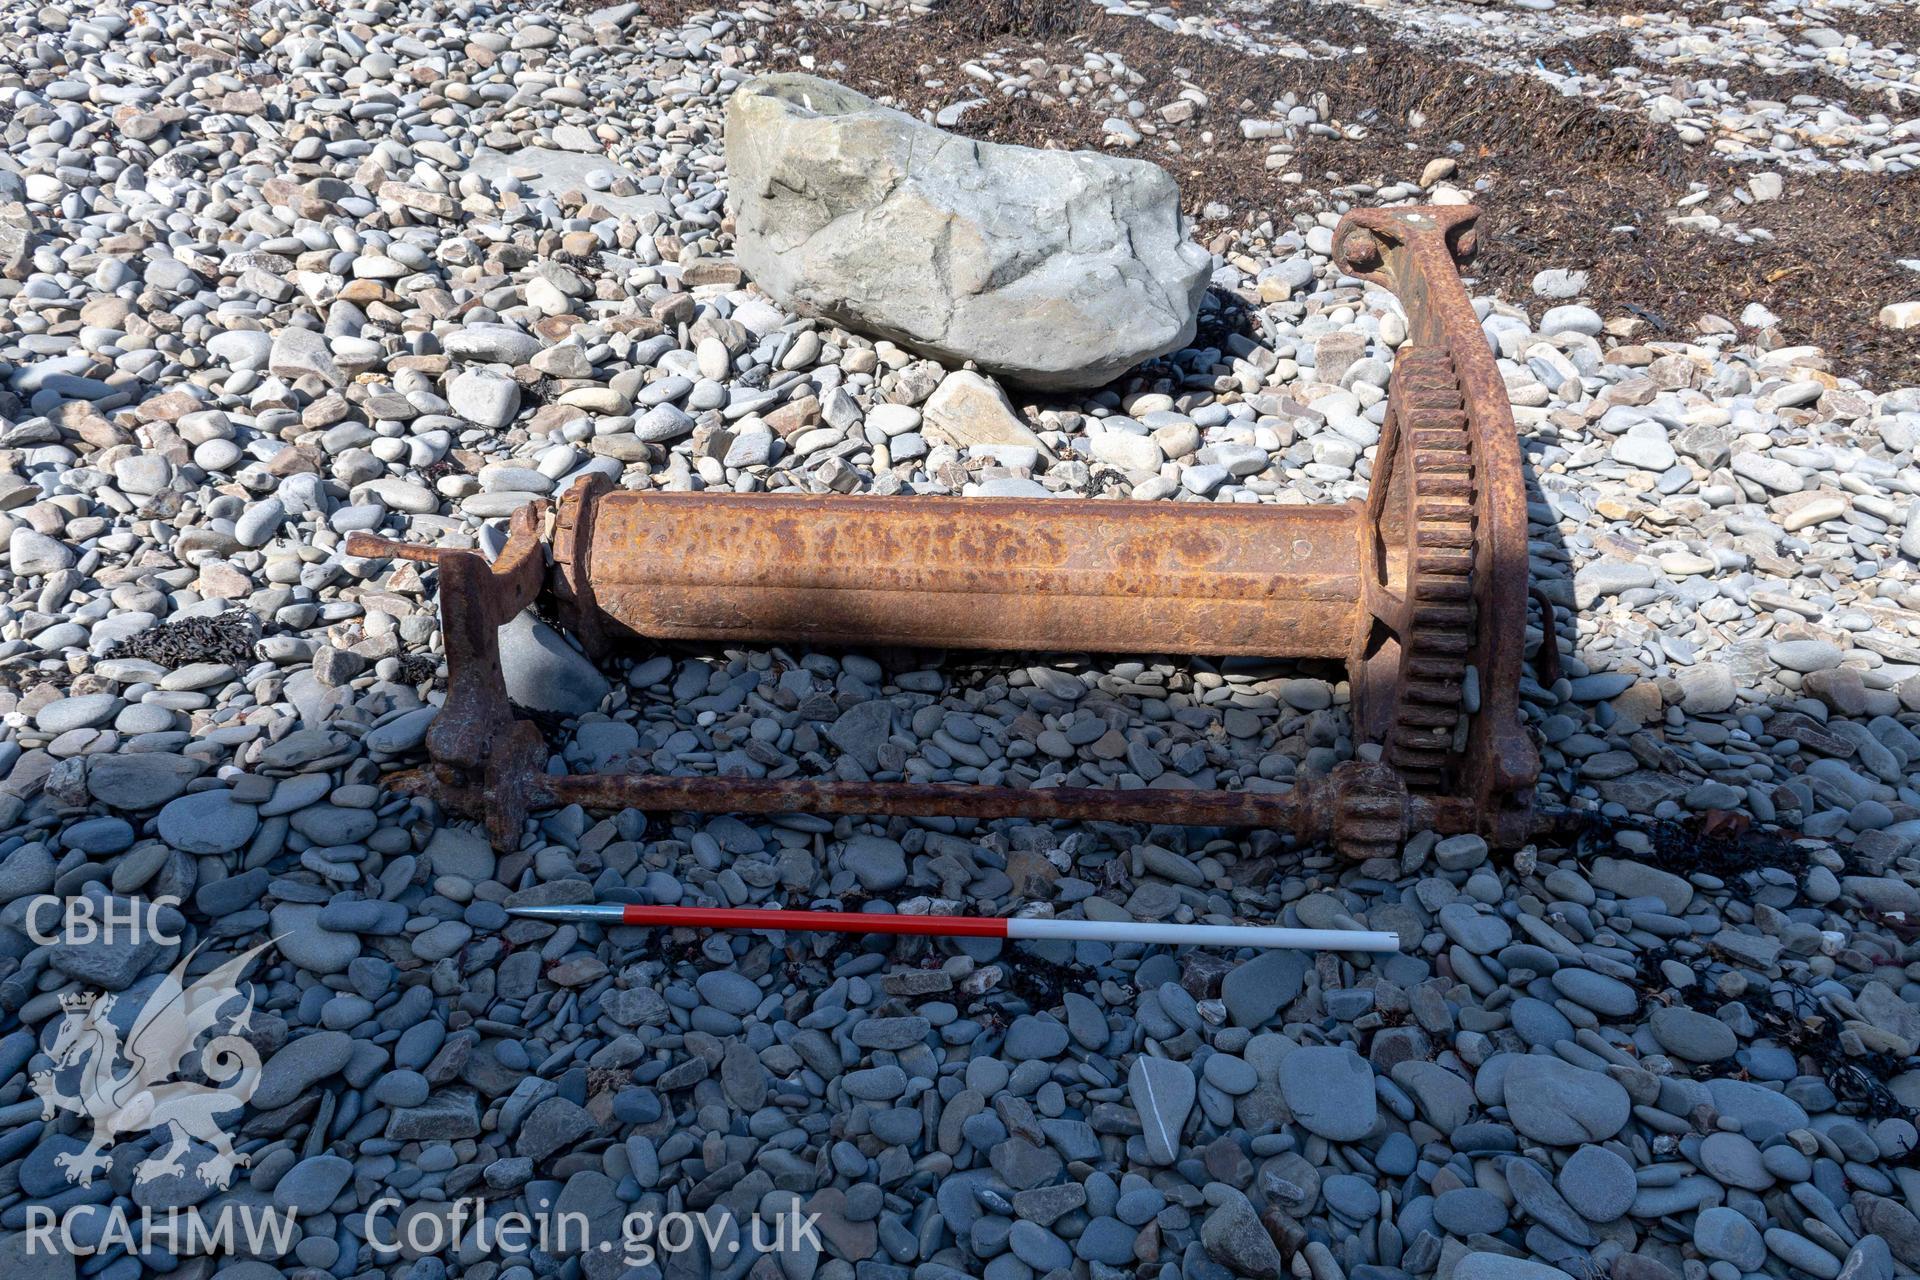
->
xmin=1322 ymin=1172 xmax=1378 ymax=1221
xmin=1548 ymin=968 xmax=1638 ymax=1017
xmin=1279 ymin=1045 xmax=1377 ymax=1142
xmin=1699 ymin=1130 xmax=1770 ymax=1190
xmin=1769 ymin=638 xmax=1843 ymax=672
xmin=8 ymin=529 xmax=74 ymax=576
xmin=696 ymin=970 xmax=761 ymax=1015
xmin=1439 ymin=902 xmax=1513 ymax=954
xmin=36 ymin=694 xmax=120 ymax=734
xmin=516 ymin=1096 xmax=594 ymax=1161
xmin=1127 ymin=1054 xmax=1194 ymax=1165
xmin=425 ymin=825 xmax=496 ymax=880
xmin=1391 ymin=1059 xmax=1476 ymax=1133
xmin=253 ymin=1030 xmax=354 ymax=1110
xmin=842 ymin=834 xmax=906 ymax=891
xmin=448 ymin=366 xmax=520 ymax=428
xmin=0 ymin=1228 xmax=77 ymax=1280
xmin=1558 ymin=1144 xmax=1635 ymax=1222
xmin=1696 ymin=1206 xmax=1767 ymax=1270
xmin=1706 ymin=1078 xmax=1809 ymax=1144
xmin=47 ymin=889 xmax=180 ymax=990
xmin=156 ymin=789 xmax=258 ymax=854
xmin=1766 ymin=1229 xmax=1843 ymax=1279
xmin=1504 ymin=1155 xmax=1595 ymax=1245
xmin=1649 ymin=1005 xmax=1738 ymax=1063
xmin=386 ymin=1090 xmax=480 ymax=1141
xmin=86 ymin=752 xmax=203 ymax=809
xmin=990 ymin=1136 xmax=1061 ymax=1188
xmin=826 ymin=700 xmax=893 ymax=771
xmin=1074 ymin=1216 xmax=1136 ymax=1264
xmin=268 ymin=325 xmax=345 ymax=386
xmin=1588 ymin=856 xmax=1694 ymax=912
xmin=1503 ymin=1055 xmax=1629 ymax=1145
xmin=1221 ymin=949 xmax=1306 ymax=1028
xmin=1434 ymin=1187 xmax=1508 ymax=1235
xmin=1199 ymin=1190 xmax=1285 ymax=1275
xmin=1454 ymin=1253 xmax=1577 ymax=1280
xmin=273 ymin=1154 xmax=353 ymax=1215
xmin=499 ymin=612 xmax=609 ymax=716
xmin=852 ymin=1015 xmax=931 ymax=1051
xmin=268 ymin=903 xmax=359 ymax=975
xmin=443 ymin=324 xmax=543 ymax=364
xmin=1003 ymin=1014 xmax=1069 ymax=1060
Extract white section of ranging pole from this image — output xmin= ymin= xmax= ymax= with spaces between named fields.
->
xmin=1008 ymin=917 xmax=1400 ymax=952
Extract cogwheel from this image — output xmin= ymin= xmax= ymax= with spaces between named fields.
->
xmin=1327 ymin=761 xmax=1410 ymax=862
xmin=1355 ymin=343 xmax=1477 ymax=795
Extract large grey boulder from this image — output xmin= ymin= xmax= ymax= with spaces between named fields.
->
xmin=725 ymin=73 xmax=1212 ymax=391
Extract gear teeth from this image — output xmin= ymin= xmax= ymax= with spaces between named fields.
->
xmin=1383 ymin=341 xmax=1477 ymax=797
xmin=1388 ymin=746 xmax=1448 ymax=770
xmin=1405 ymin=678 xmax=1462 ymax=704
xmin=1415 ymin=632 xmax=1470 ymax=657
xmin=1418 ymin=549 xmax=1474 ymax=577
xmin=1330 ymin=762 xmax=1411 ymax=862
xmin=1412 ymin=603 xmax=1471 ymax=628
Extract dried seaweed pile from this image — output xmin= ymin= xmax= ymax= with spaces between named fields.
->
xmin=105 ymin=611 xmax=258 ymax=669
xmin=760 ymin=1 xmax=1920 ymax=384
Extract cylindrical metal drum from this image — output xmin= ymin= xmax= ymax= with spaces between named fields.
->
xmin=551 ymin=482 xmax=1364 ymax=658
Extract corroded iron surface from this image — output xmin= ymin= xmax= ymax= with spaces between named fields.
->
xmin=555 ymin=478 xmax=1362 ymax=658
xmin=354 ymin=204 xmax=1539 ymax=858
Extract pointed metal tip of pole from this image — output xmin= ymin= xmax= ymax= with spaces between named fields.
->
xmin=503 ymin=905 xmax=625 ymax=922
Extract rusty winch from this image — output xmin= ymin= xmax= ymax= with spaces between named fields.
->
xmin=349 ymin=206 xmax=1542 ymax=857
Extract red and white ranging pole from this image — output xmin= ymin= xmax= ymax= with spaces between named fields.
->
xmin=505 ymin=904 xmax=1398 ymax=952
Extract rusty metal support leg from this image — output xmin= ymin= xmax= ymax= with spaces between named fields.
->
xmin=348 ymin=503 xmax=548 ymax=849
xmin=357 ymin=204 xmax=1539 ymax=859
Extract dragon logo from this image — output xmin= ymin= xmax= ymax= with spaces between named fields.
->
xmin=32 ymin=942 xmax=270 ymax=1189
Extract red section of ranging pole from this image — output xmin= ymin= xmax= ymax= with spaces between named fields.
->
xmin=619 ymin=904 xmax=1010 ymax=937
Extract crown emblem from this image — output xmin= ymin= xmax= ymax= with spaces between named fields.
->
xmin=59 ymin=990 xmax=99 ymax=1014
